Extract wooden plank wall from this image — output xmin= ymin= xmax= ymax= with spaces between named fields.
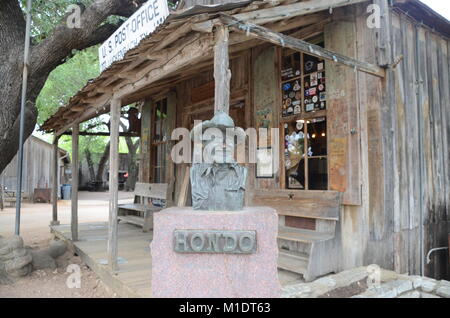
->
xmin=389 ymin=11 xmax=449 ymax=279
xmin=135 ymin=3 xmax=449 ymax=278
xmin=0 ymin=136 xmax=55 ymax=200
xmin=353 ymin=1 xmax=449 ymax=278
xmin=325 ymin=18 xmax=361 ymax=206
xmin=251 ymin=45 xmax=280 ymax=192
xmin=353 ymin=3 xmax=393 ymax=272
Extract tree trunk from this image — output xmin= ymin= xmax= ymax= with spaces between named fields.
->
xmin=85 ymin=149 xmax=96 ymax=182
xmin=125 ymin=139 xmax=139 ymax=191
xmin=0 ymin=0 xmax=147 ymax=174
xmin=96 ymin=141 xmax=111 ymax=183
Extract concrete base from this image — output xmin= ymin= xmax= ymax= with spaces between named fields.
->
xmin=151 ymin=207 xmax=281 ymax=298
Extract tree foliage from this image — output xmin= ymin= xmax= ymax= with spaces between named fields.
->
xmin=36 ymin=46 xmax=100 ymax=125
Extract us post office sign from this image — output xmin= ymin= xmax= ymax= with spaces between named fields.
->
xmin=173 ymin=230 xmax=257 ymax=254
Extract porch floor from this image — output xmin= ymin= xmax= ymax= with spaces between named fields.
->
xmin=51 ymin=222 xmax=303 ymax=297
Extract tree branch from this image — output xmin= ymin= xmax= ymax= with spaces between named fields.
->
xmin=30 ymin=0 xmax=146 ymax=79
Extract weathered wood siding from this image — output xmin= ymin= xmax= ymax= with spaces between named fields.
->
xmin=387 ymin=10 xmax=449 ymax=279
xmin=135 ymin=2 xmax=449 ymax=279
xmin=351 ymin=3 xmax=450 ymax=278
xmin=0 ymin=136 xmax=58 ymax=200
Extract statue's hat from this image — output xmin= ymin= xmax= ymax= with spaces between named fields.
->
xmin=190 ymin=111 xmax=246 ymax=143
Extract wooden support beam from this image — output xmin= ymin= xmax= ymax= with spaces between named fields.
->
xmin=54 ymin=96 xmax=111 ymax=136
xmin=177 ymin=166 xmax=190 ymax=207
xmin=220 ymin=14 xmax=385 ymax=78
xmin=0 ymin=175 xmax=3 ymax=211
xmin=193 ymin=0 xmax=369 ymax=32
xmin=214 ymin=25 xmax=231 ymax=114
xmin=51 ymin=135 xmax=60 ymax=226
xmin=114 ymin=34 xmax=214 ymax=100
xmin=62 ymin=131 xmax=138 ymax=137
xmin=107 ymin=99 xmax=121 ymax=272
xmin=71 ymin=124 xmax=79 ymax=241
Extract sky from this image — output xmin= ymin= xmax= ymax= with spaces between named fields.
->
xmin=420 ymin=0 xmax=450 ymax=20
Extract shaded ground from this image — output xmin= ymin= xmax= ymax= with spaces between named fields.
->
xmin=0 ymin=191 xmax=133 ymax=298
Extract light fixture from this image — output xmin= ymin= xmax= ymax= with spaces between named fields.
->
xmin=312 ymin=133 xmax=316 ymax=138
xmin=321 ymin=132 xmax=326 ymax=137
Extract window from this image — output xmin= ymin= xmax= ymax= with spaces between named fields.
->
xmin=280 ymin=38 xmax=328 ymax=190
xmin=152 ymin=98 xmax=168 ymax=183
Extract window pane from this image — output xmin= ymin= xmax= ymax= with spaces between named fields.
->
xmin=307 ymin=117 xmax=327 ymax=157
xmin=282 ymin=80 xmax=302 ymax=118
xmin=308 ymin=157 xmax=328 ymax=190
xmin=281 ymin=51 xmax=301 ymax=81
xmin=284 ymin=120 xmax=306 ymax=189
xmin=303 ymin=53 xmax=323 ymax=75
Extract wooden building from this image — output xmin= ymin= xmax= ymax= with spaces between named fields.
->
xmin=0 ymin=135 xmax=69 ymax=201
xmin=41 ymin=0 xmax=450 ymax=281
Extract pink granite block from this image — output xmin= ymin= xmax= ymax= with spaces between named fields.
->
xmin=151 ymin=207 xmax=281 ymax=298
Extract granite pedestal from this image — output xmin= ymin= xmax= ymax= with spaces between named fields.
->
xmin=150 ymin=207 xmax=281 ymax=298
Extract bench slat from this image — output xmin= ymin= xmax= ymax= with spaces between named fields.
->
xmin=251 ymin=190 xmax=340 ymax=221
xmin=118 ymin=215 xmax=145 ymax=227
xmin=278 ymin=226 xmax=334 ymax=243
xmin=134 ymin=182 xmax=168 ymax=199
xmin=118 ymin=204 xmax=162 ymax=213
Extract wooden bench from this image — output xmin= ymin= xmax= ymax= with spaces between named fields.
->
xmin=118 ymin=183 xmax=169 ymax=232
xmin=250 ymin=190 xmax=341 ymax=281
xmin=2 ymin=190 xmax=25 ymax=208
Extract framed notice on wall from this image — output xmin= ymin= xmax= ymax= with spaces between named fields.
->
xmin=256 ymin=147 xmax=274 ymax=178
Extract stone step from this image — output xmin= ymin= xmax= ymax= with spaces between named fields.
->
xmin=278 ymin=226 xmax=334 ymax=243
xmin=278 ymin=249 xmax=309 ymax=275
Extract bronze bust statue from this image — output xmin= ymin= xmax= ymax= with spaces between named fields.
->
xmin=190 ymin=111 xmax=247 ymax=211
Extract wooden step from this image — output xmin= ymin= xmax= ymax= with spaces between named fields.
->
xmin=118 ymin=215 xmax=145 ymax=228
xmin=278 ymin=249 xmax=309 ymax=274
xmin=278 ymin=226 xmax=334 ymax=243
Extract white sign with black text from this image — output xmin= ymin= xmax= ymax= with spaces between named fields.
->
xmin=98 ymin=0 xmax=169 ymax=72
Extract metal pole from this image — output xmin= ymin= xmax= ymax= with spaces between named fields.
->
xmin=15 ymin=0 xmax=33 ymax=235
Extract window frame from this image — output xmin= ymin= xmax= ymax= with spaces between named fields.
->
xmin=151 ymin=97 xmax=168 ymax=183
xmin=278 ymin=34 xmax=329 ymax=191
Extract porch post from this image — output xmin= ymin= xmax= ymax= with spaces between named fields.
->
xmin=71 ymin=124 xmax=79 ymax=241
xmin=107 ymin=99 xmax=121 ymax=271
xmin=213 ymin=24 xmax=231 ymax=114
xmin=51 ymin=135 xmax=60 ymax=226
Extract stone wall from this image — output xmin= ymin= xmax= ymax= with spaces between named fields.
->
xmin=282 ymin=266 xmax=450 ymax=298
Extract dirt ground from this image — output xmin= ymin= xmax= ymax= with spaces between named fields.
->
xmin=0 ymin=191 xmax=134 ymax=298
xmin=0 ymin=191 xmax=303 ymax=297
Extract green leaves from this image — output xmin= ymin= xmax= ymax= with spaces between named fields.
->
xmin=36 ymin=46 xmax=100 ymax=125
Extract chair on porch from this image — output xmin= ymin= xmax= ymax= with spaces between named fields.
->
xmin=118 ymin=182 xmax=169 ymax=232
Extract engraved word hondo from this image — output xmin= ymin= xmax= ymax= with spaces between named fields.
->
xmin=174 ymin=230 xmax=256 ymax=254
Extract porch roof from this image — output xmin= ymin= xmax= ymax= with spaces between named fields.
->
xmin=40 ymin=0 xmax=450 ymax=135
xmin=40 ymin=0 xmax=263 ymax=135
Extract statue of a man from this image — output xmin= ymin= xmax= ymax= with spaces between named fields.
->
xmin=190 ymin=111 xmax=247 ymax=211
